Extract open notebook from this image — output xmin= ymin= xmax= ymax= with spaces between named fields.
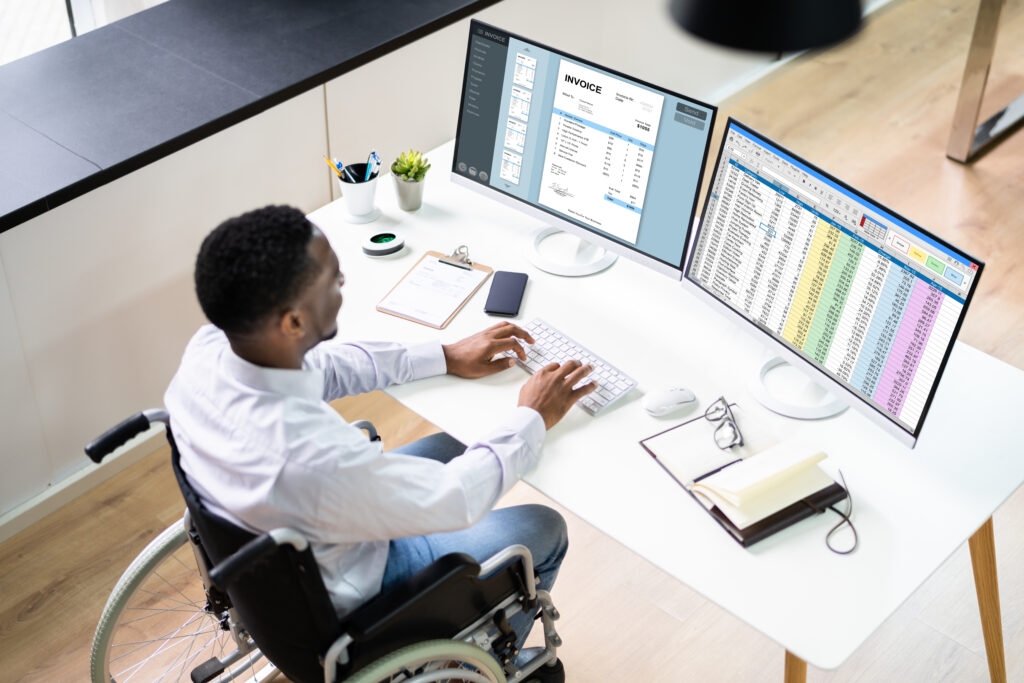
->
xmin=640 ymin=404 xmax=847 ymax=547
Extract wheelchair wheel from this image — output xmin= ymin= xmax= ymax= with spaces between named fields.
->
xmin=345 ymin=638 xmax=507 ymax=682
xmin=90 ymin=519 xmax=274 ymax=683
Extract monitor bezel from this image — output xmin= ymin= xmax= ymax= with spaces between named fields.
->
xmin=682 ymin=117 xmax=985 ymax=448
xmin=452 ymin=19 xmax=718 ymax=280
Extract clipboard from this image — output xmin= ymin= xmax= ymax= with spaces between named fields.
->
xmin=376 ymin=246 xmax=493 ymax=329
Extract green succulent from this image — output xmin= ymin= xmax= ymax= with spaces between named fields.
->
xmin=391 ymin=150 xmax=431 ymax=182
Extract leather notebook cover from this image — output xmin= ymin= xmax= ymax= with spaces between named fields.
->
xmin=692 ymin=483 xmax=847 ymax=547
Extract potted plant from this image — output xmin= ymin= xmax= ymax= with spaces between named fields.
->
xmin=391 ymin=150 xmax=431 ymax=211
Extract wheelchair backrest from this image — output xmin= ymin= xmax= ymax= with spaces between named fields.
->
xmin=168 ymin=427 xmax=342 ymax=683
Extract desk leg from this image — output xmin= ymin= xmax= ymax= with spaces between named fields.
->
xmin=969 ymin=517 xmax=1007 ymax=683
xmin=784 ymin=650 xmax=807 ymax=683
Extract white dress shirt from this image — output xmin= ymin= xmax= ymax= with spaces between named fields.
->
xmin=164 ymin=325 xmax=546 ymax=615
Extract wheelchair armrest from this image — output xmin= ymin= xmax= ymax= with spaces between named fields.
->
xmin=208 ymin=528 xmax=310 ymax=590
xmin=351 ymin=420 xmax=380 ymax=442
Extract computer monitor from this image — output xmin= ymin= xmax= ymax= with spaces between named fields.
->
xmin=684 ymin=118 xmax=984 ymax=447
xmin=452 ymin=20 xmax=716 ymax=279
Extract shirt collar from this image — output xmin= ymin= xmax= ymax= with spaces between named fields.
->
xmin=221 ymin=346 xmax=324 ymax=400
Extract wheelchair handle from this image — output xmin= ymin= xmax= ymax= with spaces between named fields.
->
xmin=84 ymin=409 xmax=169 ymax=463
xmin=208 ymin=528 xmax=309 ymax=590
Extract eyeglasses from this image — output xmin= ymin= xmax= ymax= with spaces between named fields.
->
xmin=704 ymin=397 xmax=744 ymax=450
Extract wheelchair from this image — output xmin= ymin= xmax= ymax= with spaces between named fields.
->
xmin=86 ymin=410 xmax=565 ymax=683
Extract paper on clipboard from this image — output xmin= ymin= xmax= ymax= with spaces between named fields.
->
xmin=377 ymin=253 xmax=490 ymax=328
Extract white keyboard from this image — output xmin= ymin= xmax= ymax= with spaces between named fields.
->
xmin=504 ymin=318 xmax=636 ymax=416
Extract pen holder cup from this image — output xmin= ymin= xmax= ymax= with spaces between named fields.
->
xmin=337 ymin=163 xmax=380 ymax=223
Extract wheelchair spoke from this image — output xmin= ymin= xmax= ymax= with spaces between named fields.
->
xmin=115 ymin=613 xmax=223 ymax=683
xmin=115 ymin=619 xmax=204 ymax=683
xmin=169 ymin=551 xmax=203 ymax=581
xmin=134 ymin=586 xmax=205 ymax=609
xmin=153 ymin=567 xmax=201 ymax=608
xmin=110 ymin=610 xmax=209 ymax=659
xmin=164 ymin=623 xmax=224 ymax=683
xmin=120 ymin=605 xmax=209 ymax=625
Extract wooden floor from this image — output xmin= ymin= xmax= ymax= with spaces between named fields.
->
xmin=2 ymin=0 xmax=1023 ymax=680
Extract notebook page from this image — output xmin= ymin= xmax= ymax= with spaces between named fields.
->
xmin=695 ymin=463 xmax=835 ymax=530
xmin=641 ymin=405 xmax=777 ymax=485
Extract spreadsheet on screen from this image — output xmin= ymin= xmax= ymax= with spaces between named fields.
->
xmin=687 ymin=123 xmax=978 ymax=435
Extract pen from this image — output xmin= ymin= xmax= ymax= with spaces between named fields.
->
xmin=365 ymin=149 xmax=381 ymax=181
xmin=334 ymin=157 xmax=358 ymax=183
xmin=688 ymin=458 xmax=744 ymax=488
xmin=323 ymin=156 xmax=343 ymax=179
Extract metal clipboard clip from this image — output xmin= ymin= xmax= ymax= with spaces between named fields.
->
xmin=438 ymin=245 xmax=474 ymax=270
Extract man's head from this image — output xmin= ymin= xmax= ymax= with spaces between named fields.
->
xmin=195 ymin=205 xmax=343 ymax=362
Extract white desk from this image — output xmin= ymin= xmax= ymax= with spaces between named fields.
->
xmin=309 ymin=141 xmax=1023 ymax=681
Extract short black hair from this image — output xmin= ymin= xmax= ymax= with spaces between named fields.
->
xmin=194 ymin=205 xmax=318 ymax=335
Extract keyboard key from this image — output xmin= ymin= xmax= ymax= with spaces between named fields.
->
xmin=502 ymin=318 xmax=636 ymax=416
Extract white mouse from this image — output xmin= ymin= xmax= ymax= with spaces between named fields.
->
xmin=642 ymin=386 xmax=697 ymax=416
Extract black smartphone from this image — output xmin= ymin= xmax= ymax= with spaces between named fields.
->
xmin=484 ymin=271 xmax=528 ymax=317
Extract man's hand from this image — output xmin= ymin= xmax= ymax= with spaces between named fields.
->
xmin=518 ymin=360 xmax=596 ymax=429
xmin=442 ymin=322 xmax=536 ymax=379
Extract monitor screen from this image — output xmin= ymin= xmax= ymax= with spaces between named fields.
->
xmin=685 ymin=118 xmax=984 ymax=444
xmin=453 ymin=20 xmax=716 ymax=277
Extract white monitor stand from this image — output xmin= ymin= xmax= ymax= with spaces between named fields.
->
xmin=748 ymin=354 xmax=848 ymax=420
xmin=526 ymin=227 xmax=617 ymax=277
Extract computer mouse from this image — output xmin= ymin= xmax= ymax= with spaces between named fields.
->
xmin=642 ymin=386 xmax=697 ymax=416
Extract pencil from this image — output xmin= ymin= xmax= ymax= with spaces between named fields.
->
xmin=323 ymin=156 xmax=343 ymax=178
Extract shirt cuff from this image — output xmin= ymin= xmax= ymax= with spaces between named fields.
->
xmin=506 ymin=406 xmax=546 ymax=456
xmin=407 ymin=341 xmax=447 ymax=380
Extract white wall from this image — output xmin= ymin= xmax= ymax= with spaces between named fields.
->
xmin=0 ymin=87 xmax=328 ymax=536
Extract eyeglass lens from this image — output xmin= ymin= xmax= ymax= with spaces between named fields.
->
xmin=705 ymin=398 xmax=728 ymax=421
xmin=713 ymin=420 xmax=741 ymax=449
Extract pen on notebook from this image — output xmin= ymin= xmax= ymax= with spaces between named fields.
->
xmin=365 ymin=150 xmax=381 ymax=181
xmin=323 ymin=156 xmax=343 ymax=178
xmin=687 ymin=458 xmax=743 ymax=488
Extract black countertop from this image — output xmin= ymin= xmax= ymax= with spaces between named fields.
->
xmin=0 ymin=0 xmax=498 ymax=233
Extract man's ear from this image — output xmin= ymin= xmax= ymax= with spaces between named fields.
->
xmin=278 ymin=308 xmax=306 ymax=339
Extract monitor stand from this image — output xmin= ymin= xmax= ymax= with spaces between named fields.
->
xmin=526 ymin=227 xmax=617 ymax=277
xmin=748 ymin=355 xmax=848 ymax=420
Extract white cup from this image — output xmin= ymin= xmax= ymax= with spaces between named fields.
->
xmin=338 ymin=162 xmax=380 ymax=223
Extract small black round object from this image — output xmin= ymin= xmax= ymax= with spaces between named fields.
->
xmin=362 ymin=232 xmax=405 ymax=256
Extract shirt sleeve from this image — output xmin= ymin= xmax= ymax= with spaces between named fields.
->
xmin=306 ymin=340 xmax=447 ymax=400
xmin=288 ymin=406 xmax=546 ymax=543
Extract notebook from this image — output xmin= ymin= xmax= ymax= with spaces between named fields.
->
xmin=639 ymin=404 xmax=847 ymax=547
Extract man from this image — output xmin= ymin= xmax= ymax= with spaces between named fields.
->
xmin=165 ymin=205 xmax=595 ymax=653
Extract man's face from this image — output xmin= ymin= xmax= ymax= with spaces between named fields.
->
xmin=296 ymin=231 xmax=344 ymax=345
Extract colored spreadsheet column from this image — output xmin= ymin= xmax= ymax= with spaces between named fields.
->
xmin=781 ymin=221 xmax=839 ymax=350
xmin=828 ymin=247 xmax=887 ymax=383
xmin=873 ymin=280 xmax=942 ymax=417
xmin=850 ymin=266 xmax=916 ymax=397
xmin=804 ymin=234 xmax=863 ymax=364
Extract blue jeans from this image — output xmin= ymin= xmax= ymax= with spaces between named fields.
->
xmin=381 ymin=432 xmax=568 ymax=647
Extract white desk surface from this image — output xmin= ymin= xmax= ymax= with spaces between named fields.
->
xmin=309 ymin=141 xmax=1024 ymax=670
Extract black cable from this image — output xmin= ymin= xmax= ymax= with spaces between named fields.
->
xmin=826 ymin=469 xmax=858 ymax=555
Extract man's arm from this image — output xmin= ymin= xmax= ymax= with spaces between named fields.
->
xmin=309 ymin=322 xmax=536 ymax=400
xmin=309 ymin=340 xmax=445 ymax=400
xmin=295 ymin=350 xmax=595 ymax=543
xmin=304 ymin=407 xmax=546 ymax=542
